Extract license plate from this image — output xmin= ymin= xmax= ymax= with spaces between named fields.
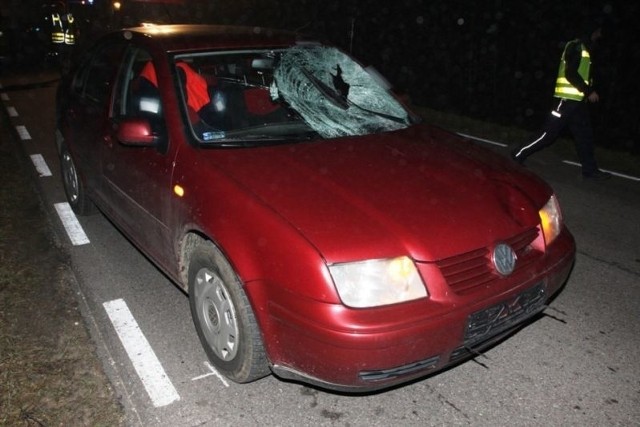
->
xmin=464 ymin=283 xmax=546 ymax=346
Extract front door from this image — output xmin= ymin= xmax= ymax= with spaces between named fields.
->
xmin=101 ymin=47 xmax=177 ymax=266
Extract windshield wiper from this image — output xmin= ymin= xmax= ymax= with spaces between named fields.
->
xmin=301 ymin=67 xmax=349 ymax=110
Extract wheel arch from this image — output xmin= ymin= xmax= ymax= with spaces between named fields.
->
xmin=178 ymin=230 xmax=249 ymax=293
xmin=55 ymin=127 xmax=64 ymax=154
xmin=178 ymin=231 xmax=210 ymax=291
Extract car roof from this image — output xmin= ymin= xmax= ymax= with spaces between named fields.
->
xmin=107 ymin=24 xmax=305 ymax=53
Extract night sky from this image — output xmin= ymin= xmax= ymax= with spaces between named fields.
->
xmin=4 ymin=0 xmax=639 ymax=151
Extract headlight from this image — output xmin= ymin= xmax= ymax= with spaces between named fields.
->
xmin=539 ymin=194 xmax=563 ymax=245
xmin=329 ymin=256 xmax=427 ymax=308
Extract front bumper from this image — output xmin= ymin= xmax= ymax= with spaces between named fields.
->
xmin=253 ymin=230 xmax=575 ymax=392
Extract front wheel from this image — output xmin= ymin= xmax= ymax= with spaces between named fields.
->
xmin=188 ymin=244 xmax=269 ymax=383
xmin=59 ymin=142 xmax=96 ymax=216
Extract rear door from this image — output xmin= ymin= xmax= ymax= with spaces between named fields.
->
xmin=63 ymin=41 xmax=127 ymax=199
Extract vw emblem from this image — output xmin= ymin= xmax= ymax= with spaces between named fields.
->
xmin=492 ymin=243 xmax=517 ymax=276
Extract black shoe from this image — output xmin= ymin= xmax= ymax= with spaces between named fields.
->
xmin=583 ymin=169 xmax=612 ymax=181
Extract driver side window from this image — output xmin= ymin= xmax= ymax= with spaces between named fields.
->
xmin=113 ymin=49 xmax=162 ymax=119
xmin=112 ymin=48 xmax=168 ymax=152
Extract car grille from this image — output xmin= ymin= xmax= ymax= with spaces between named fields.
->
xmin=436 ymin=227 xmax=541 ymax=295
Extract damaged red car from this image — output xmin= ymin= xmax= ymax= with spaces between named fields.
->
xmin=56 ymin=24 xmax=575 ymax=392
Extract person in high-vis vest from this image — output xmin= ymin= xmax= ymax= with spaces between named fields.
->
xmin=63 ymin=13 xmax=76 ymax=46
xmin=511 ymin=20 xmax=612 ymax=181
xmin=52 ymin=10 xmax=76 ymax=74
xmin=50 ymin=12 xmax=65 ymax=44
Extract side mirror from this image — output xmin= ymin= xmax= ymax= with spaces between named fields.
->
xmin=116 ymin=118 xmax=158 ymax=146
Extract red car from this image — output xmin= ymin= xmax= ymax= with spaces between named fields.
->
xmin=56 ymin=24 xmax=575 ymax=392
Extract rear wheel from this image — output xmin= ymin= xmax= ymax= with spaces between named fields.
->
xmin=59 ymin=142 xmax=96 ymax=215
xmin=188 ymin=244 xmax=269 ymax=383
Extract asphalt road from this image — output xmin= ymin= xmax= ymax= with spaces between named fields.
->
xmin=2 ymin=69 xmax=639 ymax=427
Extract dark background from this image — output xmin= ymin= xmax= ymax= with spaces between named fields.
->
xmin=3 ymin=0 xmax=638 ymax=153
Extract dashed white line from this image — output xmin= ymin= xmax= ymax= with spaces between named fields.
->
xmin=103 ymin=298 xmax=181 ymax=407
xmin=30 ymin=154 xmax=52 ymax=177
xmin=6 ymin=106 xmax=18 ymax=117
xmin=457 ymin=132 xmax=508 ymax=147
xmin=562 ymin=160 xmax=640 ymax=182
xmin=460 ymin=133 xmax=639 ymax=182
xmin=53 ymin=202 xmax=90 ymax=245
xmin=15 ymin=125 xmax=32 ymax=140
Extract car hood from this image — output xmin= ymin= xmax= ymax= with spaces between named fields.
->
xmin=212 ymin=124 xmax=551 ymax=263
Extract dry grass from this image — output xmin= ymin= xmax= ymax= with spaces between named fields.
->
xmin=0 ymin=120 xmax=124 ymax=426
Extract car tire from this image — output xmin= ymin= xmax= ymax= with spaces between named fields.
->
xmin=188 ymin=243 xmax=270 ymax=383
xmin=59 ymin=142 xmax=96 ymax=216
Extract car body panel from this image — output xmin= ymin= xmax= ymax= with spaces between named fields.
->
xmin=195 ymin=125 xmax=550 ymax=264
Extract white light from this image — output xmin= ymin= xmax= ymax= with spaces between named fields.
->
xmin=539 ymin=195 xmax=563 ymax=245
xmin=330 ymin=256 xmax=427 ymax=308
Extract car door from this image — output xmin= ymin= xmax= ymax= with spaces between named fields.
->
xmin=63 ymin=41 xmax=127 ymax=199
xmin=101 ymin=47 xmax=177 ymax=267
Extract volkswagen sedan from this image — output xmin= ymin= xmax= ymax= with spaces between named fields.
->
xmin=55 ymin=24 xmax=575 ymax=392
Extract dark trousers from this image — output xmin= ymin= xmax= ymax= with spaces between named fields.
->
xmin=513 ymin=98 xmax=599 ymax=176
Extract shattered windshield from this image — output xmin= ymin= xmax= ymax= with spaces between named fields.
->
xmin=175 ymin=45 xmax=413 ymax=144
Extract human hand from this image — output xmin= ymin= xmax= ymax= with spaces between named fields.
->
xmin=587 ymin=91 xmax=600 ymax=103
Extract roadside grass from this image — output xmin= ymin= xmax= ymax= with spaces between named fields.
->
xmin=417 ymin=107 xmax=640 ymax=178
xmin=0 ymin=118 xmax=124 ymax=426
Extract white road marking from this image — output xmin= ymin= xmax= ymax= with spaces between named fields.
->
xmin=562 ymin=160 xmax=640 ymax=182
xmin=191 ymin=361 xmax=230 ymax=387
xmin=103 ymin=299 xmax=181 ymax=407
xmin=456 ymin=132 xmax=508 ymax=147
xmin=6 ymin=106 xmax=18 ymax=117
xmin=53 ymin=202 xmax=90 ymax=245
xmin=459 ymin=133 xmax=638 ymax=182
xmin=30 ymin=154 xmax=52 ymax=177
xmin=15 ymin=125 xmax=31 ymax=140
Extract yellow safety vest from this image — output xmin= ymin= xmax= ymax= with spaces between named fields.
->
xmin=51 ymin=13 xmax=64 ymax=44
xmin=64 ymin=14 xmax=75 ymax=45
xmin=554 ymin=40 xmax=591 ymax=101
